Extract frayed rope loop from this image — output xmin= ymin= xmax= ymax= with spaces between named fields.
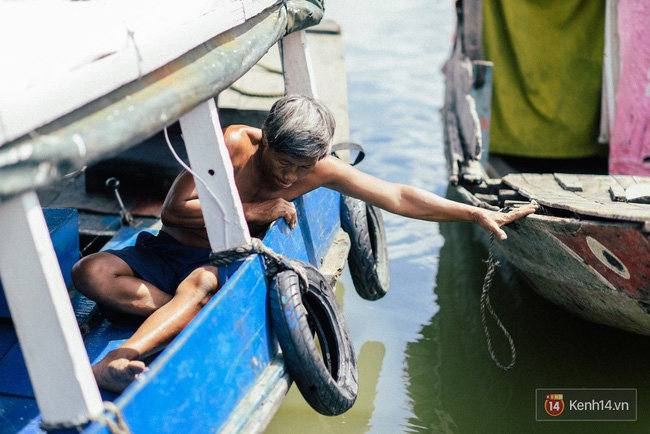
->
xmin=210 ymin=238 xmax=309 ymax=293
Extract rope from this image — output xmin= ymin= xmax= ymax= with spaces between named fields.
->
xmin=480 ymin=234 xmax=516 ymax=371
xmin=210 ymin=238 xmax=309 ymax=293
xmin=163 ymin=127 xmax=228 ymax=219
xmin=94 ymin=402 xmax=131 ymax=434
xmin=40 ymin=401 xmax=131 ymax=434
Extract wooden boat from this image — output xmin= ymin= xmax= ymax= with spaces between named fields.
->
xmin=0 ymin=1 xmax=357 ymax=432
xmin=443 ymin=1 xmax=650 ymax=335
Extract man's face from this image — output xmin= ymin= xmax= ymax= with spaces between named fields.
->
xmin=261 ymin=144 xmax=318 ymax=190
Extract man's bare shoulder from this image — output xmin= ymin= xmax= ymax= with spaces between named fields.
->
xmin=305 ymin=155 xmax=382 ymax=199
xmin=223 ymin=125 xmax=260 ymax=143
xmin=223 ymin=125 xmax=261 ymax=166
xmin=303 ymin=155 xmax=356 ymax=188
xmin=313 ymin=155 xmax=353 ymax=176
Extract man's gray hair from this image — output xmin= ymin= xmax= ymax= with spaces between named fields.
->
xmin=262 ymin=95 xmax=336 ymax=160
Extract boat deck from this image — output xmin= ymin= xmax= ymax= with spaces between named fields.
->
xmin=503 ymin=173 xmax=650 ymax=223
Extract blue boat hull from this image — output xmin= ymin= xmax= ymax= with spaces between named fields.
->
xmin=4 ymin=186 xmax=342 ymax=433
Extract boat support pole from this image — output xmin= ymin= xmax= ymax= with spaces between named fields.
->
xmin=279 ymin=30 xmax=320 ymax=265
xmin=280 ymin=30 xmax=318 ymax=99
xmin=179 ymin=98 xmax=251 ymax=252
xmin=0 ymin=192 xmax=104 ymax=426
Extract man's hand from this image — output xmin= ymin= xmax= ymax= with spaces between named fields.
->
xmin=243 ymin=198 xmax=298 ymax=229
xmin=474 ymin=204 xmax=538 ymax=241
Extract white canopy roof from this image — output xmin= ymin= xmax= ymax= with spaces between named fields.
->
xmin=0 ymin=0 xmax=276 ymax=145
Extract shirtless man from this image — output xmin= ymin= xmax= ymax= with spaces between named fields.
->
xmin=72 ymin=95 xmax=537 ymax=393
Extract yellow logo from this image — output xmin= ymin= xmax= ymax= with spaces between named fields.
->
xmin=544 ymin=394 xmax=565 ymax=417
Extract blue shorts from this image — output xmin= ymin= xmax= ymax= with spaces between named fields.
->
xmin=104 ymin=231 xmax=226 ymax=295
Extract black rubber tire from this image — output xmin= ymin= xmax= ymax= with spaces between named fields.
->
xmin=270 ymin=263 xmax=358 ymax=416
xmin=340 ymin=195 xmax=390 ymax=300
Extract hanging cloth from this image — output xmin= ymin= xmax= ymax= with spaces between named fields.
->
xmin=483 ymin=0 xmax=606 ymax=158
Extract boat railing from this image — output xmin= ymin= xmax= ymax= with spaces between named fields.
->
xmin=0 ymin=0 xmax=323 ymax=429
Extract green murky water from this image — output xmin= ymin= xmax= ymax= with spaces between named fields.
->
xmin=268 ymin=1 xmax=650 ymax=432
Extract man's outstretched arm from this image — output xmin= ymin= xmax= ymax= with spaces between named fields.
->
xmin=317 ymin=156 xmax=537 ymax=240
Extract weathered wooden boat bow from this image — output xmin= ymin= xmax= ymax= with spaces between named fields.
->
xmin=443 ymin=0 xmax=650 ymax=350
xmin=0 ymin=0 xmax=364 ymax=432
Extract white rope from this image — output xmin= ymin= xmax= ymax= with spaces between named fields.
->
xmin=163 ymin=126 xmax=227 ymax=216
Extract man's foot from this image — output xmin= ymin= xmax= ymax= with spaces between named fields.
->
xmin=92 ymin=350 xmax=148 ymax=393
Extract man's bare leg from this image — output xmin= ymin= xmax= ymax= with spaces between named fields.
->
xmin=91 ymin=348 xmax=148 ymax=393
xmin=72 ymin=253 xmax=173 ymax=316
xmin=75 ymin=262 xmax=220 ymax=392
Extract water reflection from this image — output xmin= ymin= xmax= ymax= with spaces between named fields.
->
xmin=268 ymin=341 xmax=386 ymax=433
xmin=404 ymin=186 xmax=650 ymax=433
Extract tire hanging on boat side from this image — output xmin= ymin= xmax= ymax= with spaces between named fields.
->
xmin=340 ymin=195 xmax=390 ymax=300
xmin=270 ymin=262 xmax=358 ymax=416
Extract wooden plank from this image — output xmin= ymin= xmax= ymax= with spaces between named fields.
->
xmin=280 ymin=30 xmax=318 ymax=98
xmin=625 ymin=184 xmax=650 ymax=203
xmin=297 ymin=187 xmax=342 ymax=264
xmin=498 ymin=189 xmax=521 ymax=202
xmin=307 ymin=22 xmax=350 ymax=145
xmin=0 ymin=208 xmax=79 ymax=318
xmin=633 ymin=176 xmax=650 ymax=184
xmin=554 ymin=173 xmax=583 ymax=192
xmin=613 ymin=175 xmax=636 ymax=189
xmin=504 ymin=173 xmax=650 ymax=222
xmin=179 ymin=99 xmax=251 ymax=251
xmin=475 ymin=193 xmax=498 ymax=203
xmin=0 ymin=192 xmax=103 ymax=426
xmin=462 ymin=0 xmax=484 ymax=60
xmin=472 ymin=61 xmax=493 ymax=168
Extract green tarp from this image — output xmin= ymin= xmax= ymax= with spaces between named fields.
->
xmin=483 ymin=0 xmax=606 ymax=158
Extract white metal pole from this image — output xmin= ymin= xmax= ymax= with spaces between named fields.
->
xmin=179 ymin=98 xmax=251 ymax=251
xmin=0 ymin=192 xmax=103 ymax=426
